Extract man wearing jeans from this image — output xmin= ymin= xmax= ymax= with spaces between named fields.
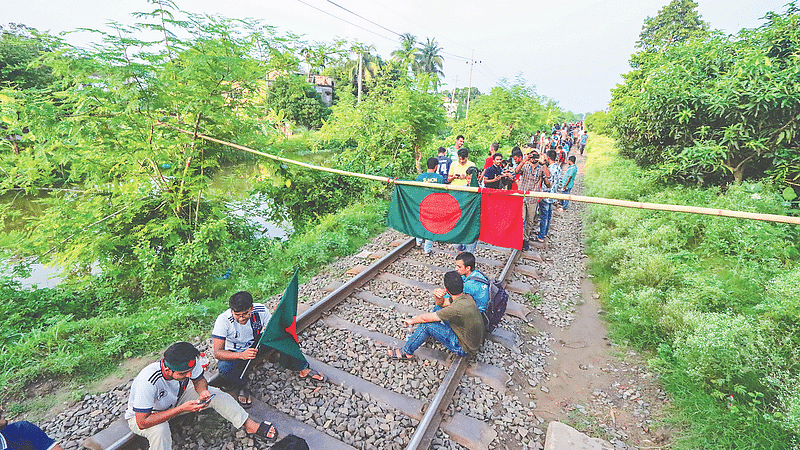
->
xmin=212 ymin=291 xmax=324 ymax=408
xmin=388 ymin=271 xmax=485 ymax=359
xmin=535 ymin=150 xmax=560 ymax=242
xmin=560 ymin=155 xmax=577 ymax=210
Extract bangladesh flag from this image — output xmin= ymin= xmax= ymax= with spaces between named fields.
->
xmin=257 ymin=269 xmax=307 ymax=364
xmin=387 ymin=185 xmax=523 ymax=250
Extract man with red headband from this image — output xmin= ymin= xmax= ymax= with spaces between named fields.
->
xmin=125 ymin=341 xmax=278 ymax=450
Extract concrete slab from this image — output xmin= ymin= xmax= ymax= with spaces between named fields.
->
xmin=322 ymin=280 xmax=345 ymax=292
xmin=514 ymin=264 xmax=540 ymax=278
xmin=389 ymin=239 xmax=407 ymax=247
xmin=544 ymin=421 xmax=613 ymax=450
xmin=344 ymin=264 xmax=369 ymax=276
xmin=369 ymin=250 xmax=387 ymax=259
xmin=506 ymin=280 xmax=533 ymax=294
xmin=521 ymin=250 xmax=544 ymax=262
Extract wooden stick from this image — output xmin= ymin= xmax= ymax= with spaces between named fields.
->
xmin=159 ymin=123 xmax=800 ymax=226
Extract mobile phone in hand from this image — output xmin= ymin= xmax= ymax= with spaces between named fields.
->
xmin=199 ymin=394 xmax=216 ymax=405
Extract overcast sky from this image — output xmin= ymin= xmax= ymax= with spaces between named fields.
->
xmin=4 ymin=0 xmax=790 ymax=113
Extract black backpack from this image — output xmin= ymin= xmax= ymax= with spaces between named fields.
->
xmin=472 ymin=275 xmax=509 ymax=332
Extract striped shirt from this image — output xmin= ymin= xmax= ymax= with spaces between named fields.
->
xmin=125 ymin=359 xmax=204 ymax=419
xmin=212 ymin=303 xmax=271 ymax=352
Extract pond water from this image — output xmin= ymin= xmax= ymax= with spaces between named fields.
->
xmin=1 ymin=150 xmax=331 ymax=288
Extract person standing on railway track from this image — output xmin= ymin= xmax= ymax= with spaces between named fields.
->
xmin=388 ymin=271 xmax=485 ymax=359
xmin=447 ymin=134 xmax=465 ymax=159
xmin=516 ymin=150 xmax=549 ymax=250
xmin=0 ymin=407 xmax=63 ymax=450
xmin=212 ymin=291 xmax=324 ymax=408
xmin=125 ymin=341 xmax=278 ymax=450
xmin=415 ymin=157 xmax=446 ymax=254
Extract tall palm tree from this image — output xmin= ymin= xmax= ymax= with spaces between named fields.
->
xmin=390 ymin=33 xmax=419 ymax=75
xmin=417 ymin=37 xmax=444 ymax=90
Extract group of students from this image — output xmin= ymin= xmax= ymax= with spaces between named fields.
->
xmin=418 ymin=125 xmax=582 ymax=252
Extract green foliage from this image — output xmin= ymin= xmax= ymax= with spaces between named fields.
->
xmin=0 ymin=24 xmax=56 ymax=90
xmin=585 ymin=136 xmax=800 ymax=448
xmin=583 ymin=111 xmax=609 ymax=135
xmin=635 ymin=0 xmax=709 ymax=54
xmin=611 ymin=4 xmax=800 ymax=185
xmin=317 ymin=75 xmax=446 ymax=178
xmin=265 ymin=74 xmax=330 ymax=129
xmin=431 ymin=80 xmax=557 ymax=154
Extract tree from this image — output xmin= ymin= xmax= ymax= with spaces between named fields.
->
xmin=635 ymin=0 xmax=709 ymax=54
xmin=265 ymin=74 xmax=330 ymax=129
xmin=0 ymin=23 xmax=56 ymax=90
xmin=611 ymin=4 xmax=800 ymax=185
xmin=0 ymin=3 xmax=300 ymax=296
xmin=416 ymin=38 xmax=444 ymax=91
xmin=390 ymin=33 xmax=419 ymax=75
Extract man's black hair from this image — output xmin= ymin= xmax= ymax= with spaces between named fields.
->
xmin=511 ymin=147 xmax=523 ymax=158
xmin=164 ymin=341 xmax=199 ymax=372
xmin=569 ymin=155 xmax=576 ymax=163
xmin=426 ymin=157 xmax=439 ymax=170
xmin=229 ymin=291 xmax=254 ymax=312
xmin=547 ymin=150 xmax=557 ymax=161
xmin=456 ymin=251 xmax=476 ymax=273
xmin=444 ymin=271 xmax=464 ymax=295
xmin=456 ymin=134 xmax=465 ymax=141
xmin=457 ymin=148 xmax=469 ymax=158
xmin=493 ymin=153 xmax=504 ymax=160
xmin=437 ymin=146 xmax=446 ymax=154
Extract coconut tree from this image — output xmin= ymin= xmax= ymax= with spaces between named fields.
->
xmin=390 ymin=33 xmax=419 ymax=75
xmin=417 ymin=37 xmax=444 ymax=91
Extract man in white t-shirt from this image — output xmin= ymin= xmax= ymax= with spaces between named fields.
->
xmin=125 ymin=342 xmax=278 ymax=450
xmin=212 ymin=291 xmax=324 ymax=407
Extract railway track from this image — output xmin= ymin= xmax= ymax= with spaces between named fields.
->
xmin=84 ymin=232 xmax=546 ymax=450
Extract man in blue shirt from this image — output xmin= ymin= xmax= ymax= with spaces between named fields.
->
xmin=560 ymin=156 xmax=578 ymax=210
xmin=1 ymin=408 xmax=62 ymax=450
xmin=454 ymin=252 xmax=490 ymax=312
xmin=435 ymin=147 xmax=452 ymax=180
xmin=416 ymin=157 xmax=445 ymax=254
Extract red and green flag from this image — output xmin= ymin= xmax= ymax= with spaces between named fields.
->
xmin=387 ymin=185 xmax=523 ymax=250
xmin=257 ymin=269 xmax=307 ymax=364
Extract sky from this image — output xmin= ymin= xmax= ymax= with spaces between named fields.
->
xmin=3 ymin=0 xmax=791 ymax=114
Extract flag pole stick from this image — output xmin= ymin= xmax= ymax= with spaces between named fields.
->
xmin=158 ymin=122 xmax=800 ymax=226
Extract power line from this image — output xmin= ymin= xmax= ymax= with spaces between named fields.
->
xmin=326 ymin=0 xmax=402 ymax=38
xmin=296 ymin=0 xmax=396 ymax=43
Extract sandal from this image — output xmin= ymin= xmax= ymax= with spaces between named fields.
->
xmin=298 ymin=367 xmax=327 ymax=383
xmin=388 ymin=348 xmax=415 ymax=360
xmin=237 ymin=387 xmax=252 ymax=409
xmin=250 ymin=420 xmax=278 ymax=444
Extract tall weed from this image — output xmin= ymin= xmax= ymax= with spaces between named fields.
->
xmin=584 ymin=136 xmax=800 ymax=448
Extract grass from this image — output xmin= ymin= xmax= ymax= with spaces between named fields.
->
xmin=0 ymin=198 xmax=389 ymax=413
xmin=583 ymin=135 xmax=800 ymax=449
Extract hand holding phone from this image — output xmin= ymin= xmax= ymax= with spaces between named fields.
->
xmin=198 ymin=393 xmax=216 ymax=406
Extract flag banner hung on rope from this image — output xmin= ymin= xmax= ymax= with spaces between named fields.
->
xmin=479 ymin=188 xmax=524 ymax=250
xmin=257 ymin=269 xmax=307 ymax=364
xmin=387 ymin=185 xmax=523 ymax=249
xmin=388 ymin=185 xmax=481 ymax=243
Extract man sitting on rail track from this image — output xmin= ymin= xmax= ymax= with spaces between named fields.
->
xmin=1 ymin=407 xmax=63 ymax=450
xmin=388 ymin=271 xmax=485 ymax=359
xmin=125 ymin=341 xmax=278 ymax=450
xmin=212 ymin=291 xmax=325 ymax=408
xmin=455 ymin=252 xmax=490 ymax=313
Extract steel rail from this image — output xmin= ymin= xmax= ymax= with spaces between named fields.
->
xmin=297 ymin=237 xmax=416 ymax=331
xmin=405 ymin=246 xmax=518 ymax=450
xmin=405 ymin=356 xmax=470 ymax=450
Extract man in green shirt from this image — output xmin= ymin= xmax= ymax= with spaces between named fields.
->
xmin=388 ymin=271 xmax=485 ymax=359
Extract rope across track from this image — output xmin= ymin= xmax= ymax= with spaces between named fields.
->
xmin=160 ymin=122 xmax=800 ymax=226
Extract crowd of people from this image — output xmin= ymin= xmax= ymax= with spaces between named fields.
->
xmin=429 ymin=123 xmax=585 ymax=251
